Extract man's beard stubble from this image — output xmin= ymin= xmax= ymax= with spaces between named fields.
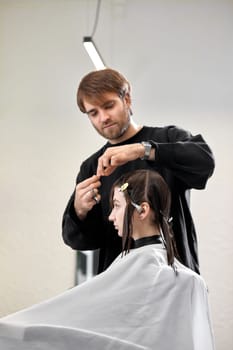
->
xmin=94 ymin=114 xmax=131 ymax=141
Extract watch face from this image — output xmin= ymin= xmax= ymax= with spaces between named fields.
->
xmin=142 ymin=142 xmax=152 ymax=160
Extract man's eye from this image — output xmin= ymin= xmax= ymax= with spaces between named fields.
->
xmin=105 ymin=102 xmax=114 ymax=109
xmin=88 ymin=111 xmax=97 ymax=117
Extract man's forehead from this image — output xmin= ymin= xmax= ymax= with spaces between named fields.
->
xmin=84 ymin=92 xmax=119 ymax=107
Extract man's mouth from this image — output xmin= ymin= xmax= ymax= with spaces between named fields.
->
xmin=103 ymin=123 xmax=116 ymax=129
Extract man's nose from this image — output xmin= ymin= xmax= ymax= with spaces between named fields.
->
xmin=99 ymin=110 xmax=109 ymax=122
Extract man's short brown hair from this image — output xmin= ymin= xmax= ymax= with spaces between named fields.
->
xmin=77 ymin=68 xmax=131 ymax=113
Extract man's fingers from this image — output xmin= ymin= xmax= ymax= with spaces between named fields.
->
xmin=103 ymin=166 xmax=117 ymax=176
xmin=97 ymin=152 xmax=120 ymax=176
xmin=97 ymin=144 xmax=142 ymax=176
xmin=77 ymin=175 xmax=100 ymax=190
xmin=92 ymin=193 xmax=101 ymax=204
xmin=97 ymin=165 xmax=117 ymax=177
xmin=84 ymin=188 xmax=101 ymax=203
xmin=96 ymin=155 xmax=112 ymax=175
xmin=74 ymin=176 xmax=102 ymax=219
xmin=76 ymin=178 xmax=101 ymax=197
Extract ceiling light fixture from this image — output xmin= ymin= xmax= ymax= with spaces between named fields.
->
xmin=83 ymin=0 xmax=106 ymax=70
xmin=83 ymin=36 xmax=106 ymax=70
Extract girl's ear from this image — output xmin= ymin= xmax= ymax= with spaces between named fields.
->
xmin=138 ymin=202 xmax=150 ymax=219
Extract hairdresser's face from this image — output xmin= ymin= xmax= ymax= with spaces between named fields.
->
xmin=83 ymin=92 xmax=131 ymax=144
xmin=108 ymin=187 xmax=126 ymax=237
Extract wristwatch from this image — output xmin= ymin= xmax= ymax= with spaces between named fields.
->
xmin=141 ymin=141 xmax=152 ymax=160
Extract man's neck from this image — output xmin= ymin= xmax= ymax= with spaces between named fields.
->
xmin=108 ymin=121 xmax=143 ymax=145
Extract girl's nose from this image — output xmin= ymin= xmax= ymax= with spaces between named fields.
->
xmin=108 ymin=210 xmax=114 ymax=222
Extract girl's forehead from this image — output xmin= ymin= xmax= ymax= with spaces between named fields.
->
xmin=113 ymin=187 xmax=125 ymax=201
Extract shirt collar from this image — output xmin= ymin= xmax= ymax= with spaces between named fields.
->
xmin=131 ymin=235 xmax=162 ymax=249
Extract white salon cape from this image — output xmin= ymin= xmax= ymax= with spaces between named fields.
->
xmin=0 ymin=244 xmax=215 ymax=350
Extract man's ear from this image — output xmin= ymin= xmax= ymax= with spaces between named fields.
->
xmin=124 ymin=92 xmax=131 ymax=107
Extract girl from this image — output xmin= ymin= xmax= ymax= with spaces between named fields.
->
xmin=0 ymin=170 xmax=214 ymax=350
xmin=109 ymin=169 xmax=177 ymax=267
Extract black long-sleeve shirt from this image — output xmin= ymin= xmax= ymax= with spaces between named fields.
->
xmin=62 ymin=125 xmax=215 ymax=274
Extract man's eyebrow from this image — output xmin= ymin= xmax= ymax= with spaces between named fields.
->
xmin=102 ymin=99 xmax=114 ymax=106
xmin=86 ymin=99 xmax=115 ymax=114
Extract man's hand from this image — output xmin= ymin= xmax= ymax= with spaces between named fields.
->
xmin=74 ymin=175 xmax=101 ymax=220
xmin=97 ymin=143 xmax=145 ymax=176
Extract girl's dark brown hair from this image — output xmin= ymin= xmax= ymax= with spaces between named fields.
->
xmin=77 ymin=68 xmax=131 ymax=113
xmin=110 ymin=169 xmax=178 ymax=268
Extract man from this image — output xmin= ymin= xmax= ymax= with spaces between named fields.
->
xmin=62 ymin=68 xmax=215 ymax=274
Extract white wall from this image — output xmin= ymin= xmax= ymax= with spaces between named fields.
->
xmin=0 ymin=1 xmax=232 ymax=349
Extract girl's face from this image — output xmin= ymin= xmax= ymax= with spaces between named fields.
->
xmin=108 ymin=187 xmax=127 ymax=237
